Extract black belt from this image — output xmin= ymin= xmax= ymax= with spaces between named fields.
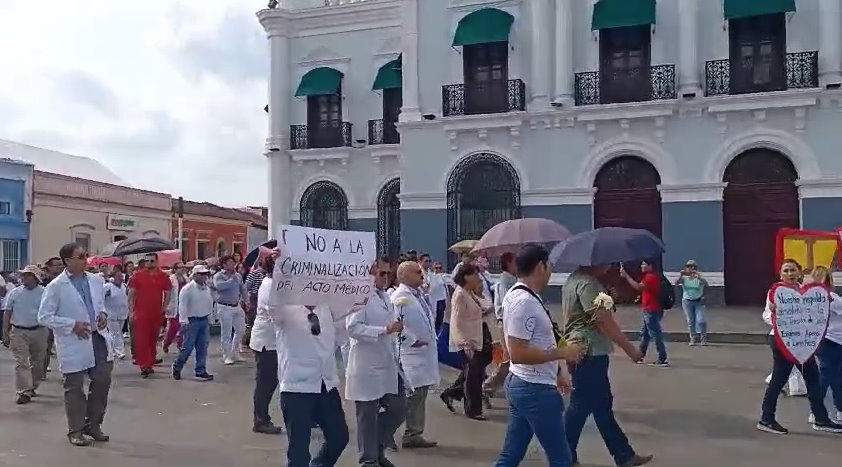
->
xmin=218 ymin=302 xmax=239 ymax=307
xmin=12 ymin=324 xmax=42 ymax=331
xmin=188 ymin=316 xmax=209 ymax=321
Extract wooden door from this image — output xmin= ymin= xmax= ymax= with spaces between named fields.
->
xmin=729 ymin=13 xmax=786 ymax=94
xmin=723 ymin=150 xmax=799 ymax=305
xmin=599 ymin=25 xmax=651 ymax=104
xmin=463 ymin=41 xmax=509 ymax=114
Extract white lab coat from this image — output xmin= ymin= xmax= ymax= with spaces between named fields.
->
xmin=345 ymin=291 xmax=400 ymax=401
xmin=38 ymin=271 xmax=114 ymax=374
xmin=391 ymin=284 xmax=439 ymax=390
xmin=165 ymin=274 xmax=184 ymax=319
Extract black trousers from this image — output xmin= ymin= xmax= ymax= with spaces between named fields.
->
xmin=442 ymin=324 xmax=492 ymax=417
xmin=281 ymin=385 xmax=349 ymax=467
xmin=434 ymin=300 xmax=446 ymax=334
xmin=253 ymin=348 xmax=279 ymax=426
xmin=761 ymin=336 xmax=832 ymax=423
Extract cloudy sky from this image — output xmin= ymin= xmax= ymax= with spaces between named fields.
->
xmin=0 ymin=0 xmax=269 ymax=207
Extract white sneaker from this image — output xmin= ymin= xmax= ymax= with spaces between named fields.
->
xmin=809 ymin=412 xmax=842 ymax=424
xmin=223 ymin=357 xmax=235 ymax=365
xmin=809 ymin=413 xmax=816 ymax=424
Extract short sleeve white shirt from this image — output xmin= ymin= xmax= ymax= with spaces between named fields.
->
xmin=502 ymin=283 xmax=558 ymax=386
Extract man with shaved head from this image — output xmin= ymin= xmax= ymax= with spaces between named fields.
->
xmin=391 ymin=260 xmax=439 ymax=449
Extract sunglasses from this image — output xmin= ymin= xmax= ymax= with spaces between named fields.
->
xmin=307 ymin=311 xmax=321 ymax=336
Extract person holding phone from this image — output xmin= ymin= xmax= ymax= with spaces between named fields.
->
xmin=675 ymin=260 xmax=708 ymax=346
xmin=620 ymin=260 xmax=668 ymax=367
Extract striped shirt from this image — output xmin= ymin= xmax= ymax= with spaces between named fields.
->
xmin=245 ymin=267 xmax=265 ymax=300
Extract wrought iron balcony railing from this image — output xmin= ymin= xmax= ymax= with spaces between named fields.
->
xmin=290 ymin=122 xmax=353 ymax=150
xmin=442 ymin=79 xmax=526 ymax=117
xmin=705 ymin=51 xmax=819 ymax=96
xmin=368 ymin=119 xmax=400 ymax=145
xmin=574 ymin=64 xmax=676 ymax=106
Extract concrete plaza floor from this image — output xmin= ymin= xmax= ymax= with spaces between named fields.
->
xmin=1 ymin=342 xmax=840 ymax=467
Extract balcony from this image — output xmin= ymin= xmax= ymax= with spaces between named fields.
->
xmin=290 ymin=122 xmax=353 ymax=150
xmin=574 ymin=65 xmax=676 ymax=106
xmin=705 ymin=51 xmax=819 ymax=96
xmin=442 ymin=79 xmax=526 ymax=117
xmin=368 ymin=119 xmax=400 ymax=145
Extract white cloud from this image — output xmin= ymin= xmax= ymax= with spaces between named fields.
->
xmin=0 ymin=0 xmax=270 ymax=207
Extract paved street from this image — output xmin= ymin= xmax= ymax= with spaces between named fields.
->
xmin=1 ymin=343 xmax=840 ymax=467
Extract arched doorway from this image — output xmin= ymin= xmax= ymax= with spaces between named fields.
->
xmin=446 ymin=153 xmax=521 ymax=269
xmin=723 ymin=149 xmax=798 ymax=306
xmin=300 ymin=181 xmax=349 ymax=230
xmin=593 ymin=155 xmax=662 ymax=302
xmin=377 ymin=178 xmax=401 ymax=261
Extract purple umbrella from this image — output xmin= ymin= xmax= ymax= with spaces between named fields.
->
xmin=472 ymin=218 xmax=572 ymax=257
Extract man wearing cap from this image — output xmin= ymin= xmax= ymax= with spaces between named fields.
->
xmin=2 ymin=265 xmax=48 ymax=405
xmin=171 ymin=265 xmax=214 ymax=382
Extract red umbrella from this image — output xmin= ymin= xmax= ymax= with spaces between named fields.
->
xmin=87 ymin=256 xmax=121 ymax=267
xmin=472 ymin=218 xmax=571 ymax=257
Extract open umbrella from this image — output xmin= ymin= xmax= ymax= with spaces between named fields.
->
xmin=244 ymin=240 xmax=278 ymax=269
xmin=102 ymin=236 xmax=176 ymax=257
xmin=472 ymin=218 xmax=571 ymax=257
xmin=550 ymin=227 xmax=665 ymax=267
xmin=448 ymin=239 xmax=479 ymax=254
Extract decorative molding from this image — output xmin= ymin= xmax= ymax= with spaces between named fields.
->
xmin=521 ymin=187 xmax=595 ymax=206
xmin=577 ymin=136 xmax=678 ymax=187
xmin=793 ymin=107 xmax=807 ymax=134
xmin=441 ymin=113 xmax=524 ymax=132
xmin=270 ymin=0 xmax=402 ymax=38
xmin=705 ymin=127 xmax=821 ymax=183
xmin=658 ymin=183 xmax=726 ymax=203
xmin=448 ymin=0 xmax=522 ymax=11
xmin=373 ymin=35 xmax=402 ymax=58
xmin=705 ymin=90 xmax=819 ymax=113
xmin=369 ymin=172 xmax=401 ymax=207
xmin=439 ymin=149 xmax=529 ymax=191
xmin=257 ymin=8 xmax=294 ymax=38
xmin=289 ymin=148 xmax=351 ymax=167
xmin=297 ymin=46 xmax=352 ymax=70
xmin=398 ymin=192 xmax=447 ymax=210
xmin=292 ymin=172 xmax=356 ymax=208
xmin=796 ymin=178 xmax=842 ymax=199
xmin=349 ymin=207 xmax=377 ymax=219
xmin=370 ymin=144 xmax=400 ymax=167
xmin=575 ymin=102 xmax=675 ymax=122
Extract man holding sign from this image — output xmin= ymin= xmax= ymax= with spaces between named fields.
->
xmin=268 ymin=225 xmax=375 ymax=466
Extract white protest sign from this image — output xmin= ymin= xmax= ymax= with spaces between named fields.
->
xmin=772 ymin=284 xmax=830 ymax=364
xmin=271 ymin=225 xmax=375 ymax=320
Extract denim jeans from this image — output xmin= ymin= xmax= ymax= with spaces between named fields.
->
xmin=494 ymin=375 xmax=572 ymax=467
xmin=281 ymin=385 xmax=349 ymax=467
xmin=173 ymin=316 xmax=210 ymax=375
xmin=817 ymin=338 xmax=842 ymax=412
xmin=639 ymin=311 xmax=668 ymax=362
xmin=681 ymin=299 xmax=707 ymax=338
xmin=761 ymin=336 xmax=831 ymax=423
xmin=565 ymin=355 xmax=635 ymax=466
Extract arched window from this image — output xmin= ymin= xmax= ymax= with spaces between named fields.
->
xmin=446 ymin=153 xmax=521 ymax=268
xmin=377 ymin=178 xmax=401 ymax=260
xmin=300 ymin=181 xmax=349 ymax=230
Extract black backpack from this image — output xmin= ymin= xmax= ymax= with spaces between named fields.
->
xmin=659 ymin=274 xmax=675 ymax=310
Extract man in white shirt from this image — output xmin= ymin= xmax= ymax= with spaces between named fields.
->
xmin=346 ymin=257 xmax=405 ymax=467
xmin=494 ymin=245 xmax=584 ymax=467
xmin=250 ymin=252 xmax=284 ymax=435
xmin=171 ymin=265 xmax=214 ymax=382
xmin=2 ymin=265 xmax=48 ymax=405
xmin=103 ymin=270 xmax=129 ymax=360
xmin=267 ymin=272 xmax=349 ymax=466
xmin=419 ymin=254 xmax=447 ymax=333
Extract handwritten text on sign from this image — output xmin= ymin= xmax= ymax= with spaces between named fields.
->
xmin=271 ymin=225 xmax=375 ymax=314
xmin=772 ymin=285 xmax=830 ymax=364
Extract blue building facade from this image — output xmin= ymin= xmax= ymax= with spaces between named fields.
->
xmin=0 ymin=159 xmax=33 ymax=271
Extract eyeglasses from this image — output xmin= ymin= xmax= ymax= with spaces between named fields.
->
xmin=307 ymin=311 xmax=321 ymax=336
xmin=378 ymin=271 xmax=390 ymax=277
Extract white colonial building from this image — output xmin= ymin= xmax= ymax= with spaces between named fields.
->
xmin=258 ymin=0 xmax=842 ymax=305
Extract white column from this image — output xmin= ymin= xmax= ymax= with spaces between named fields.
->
xmin=530 ymin=0 xmax=552 ymax=108
xmin=819 ymin=0 xmax=842 ymax=87
xmin=678 ymin=0 xmax=701 ymax=97
xmin=552 ymin=0 xmax=574 ymax=106
xmin=260 ymin=13 xmax=292 ymax=237
xmin=400 ymin=0 xmax=421 ymax=121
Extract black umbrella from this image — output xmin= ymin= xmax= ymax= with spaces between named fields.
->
xmin=244 ymin=240 xmax=277 ymax=269
xmin=102 ymin=236 xmax=176 ymax=257
xmin=550 ymin=227 xmax=665 ymax=267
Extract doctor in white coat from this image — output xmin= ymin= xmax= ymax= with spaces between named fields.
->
xmin=391 ymin=261 xmax=439 ymax=449
xmin=38 ymin=242 xmax=114 ymax=447
xmin=346 ymin=257 xmax=406 ymax=467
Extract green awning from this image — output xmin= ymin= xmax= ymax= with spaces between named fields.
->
xmin=452 ymin=8 xmax=514 ymax=46
xmin=294 ymin=67 xmax=344 ymax=97
xmin=724 ymin=0 xmax=795 ymax=19
xmin=372 ymin=58 xmax=402 ymax=90
xmin=591 ymin=0 xmax=656 ymax=30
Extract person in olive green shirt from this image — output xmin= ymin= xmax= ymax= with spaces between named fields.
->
xmin=562 ymin=266 xmax=653 ymax=467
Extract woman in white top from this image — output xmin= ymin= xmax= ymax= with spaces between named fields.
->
xmin=758 ymin=259 xmax=842 ymax=435
xmin=811 ymin=267 xmax=842 ymax=423
xmin=104 ymin=270 xmax=129 ymax=359
xmin=250 ymin=250 xmax=284 ymax=435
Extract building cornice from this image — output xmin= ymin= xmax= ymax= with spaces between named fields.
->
xmin=448 ymin=0 xmax=522 ymax=11
xmin=33 ymin=196 xmax=172 ymax=221
xmin=658 ymin=182 xmax=726 ymax=203
xmin=289 ymin=147 xmax=351 ymax=167
xmin=522 ymin=187 xmax=595 ymax=206
xmin=398 ymin=192 xmax=447 ymax=210
xmin=261 ymin=0 xmax=401 ymax=38
xmin=796 ymin=177 xmax=842 ymax=199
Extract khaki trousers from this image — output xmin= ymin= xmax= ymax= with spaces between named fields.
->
xmin=9 ymin=326 xmax=49 ymax=395
xmin=62 ymin=333 xmax=113 ymax=435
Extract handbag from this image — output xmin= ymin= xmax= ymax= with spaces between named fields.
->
xmin=510 ymin=284 xmax=563 ymax=343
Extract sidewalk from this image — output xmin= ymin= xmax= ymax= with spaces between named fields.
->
xmin=549 ymin=304 xmax=769 ymax=344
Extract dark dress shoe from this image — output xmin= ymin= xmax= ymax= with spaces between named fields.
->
xmin=440 ymin=393 xmax=456 ymax=413
xmin=155 ymin=358 xmax=164 ymax=364
xmin=253 ymin=423 xmax=284 ymax=434
xmin=68 ymin=432 xmax=92 ymax=447
xmin=619 ymin=454 xmax=654 ymax=466
xmin=378 ymin=455 xmax=397 ymax=467
xmin=83 ymin=425 xmax=110 ymax=442
xmin=402 ymin=437 xmax=437 ymax=449
xmin=15 ymin=394 xmax=31 ymax=405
